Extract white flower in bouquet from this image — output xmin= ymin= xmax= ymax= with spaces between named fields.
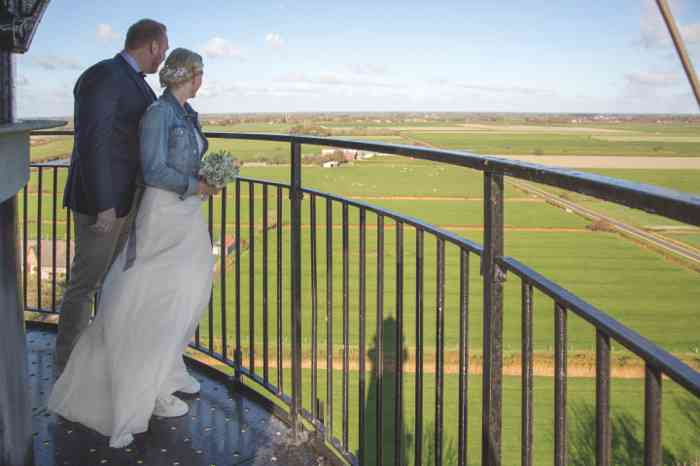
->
xmin=199 ymin=150 xmax=240 ymax=188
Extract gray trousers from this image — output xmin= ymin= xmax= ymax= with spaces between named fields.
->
xmin=54 ymin=192 xmax=141 ymax=371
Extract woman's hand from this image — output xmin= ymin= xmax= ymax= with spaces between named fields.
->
xmin=197 ymin=180 xmax=221 ymax=198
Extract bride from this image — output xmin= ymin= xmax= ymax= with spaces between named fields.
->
xmin=48 ymin=48 xmax=220 ymax=448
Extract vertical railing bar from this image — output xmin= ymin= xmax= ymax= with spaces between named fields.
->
xmin=342 ymin=201 xmax=349 ymax=449
xmin=276 ymin=185 xmax=283 ymax=393
xmin=263 ymin=184 xmax=269 ymax=383
xmin=22 ymin=183 xmax=28 ymax=309
xmin=220 ymin=187 xmax=228 ymax=360
xmin=325 ymin=197 xmax=334 ymax=442
xmin=481 ymin=171 xmax=505 ymax=466
xmin=249 ymin=182 xmax=255 ymax=372
xmin=395 ymin=221 xmax=405 ymax=466
xmin=435 ymin=237 xmax=445 ymax=466
xmin=458 ymin=248 xmax=470 ymax=466
xmin=235 ymin=178 xmax=242 ymax=378
xmin=202 ymin=192 xmax=213 ymax=347
xmin=205 ymin=193 xmax=213 ymax=347
xmin=37 ymin=167 xmax=42 ymax=310
xmin=310 ymin=193 xmax=319 ymax=418
xmin=521 ymin=282 xmax=533 ymax=466
xmin=596 ymin=330 xmax=611 ymax=466
xmin=51 ymin=166 xmax=57 ymax=311
xmin=207 ymin=192 xmax=215 ymax=355
xmin=554 ymin=302 xmax=567 ymax=466
xmin=414 ymin=227 xmax=423 ymax=466
xmin=358 ymin=207 xmax=367 ymax=464
xmin=376 ymin=214 xmax=384 ymax=465
xmin=644 ymin=364 xmax=662 ymax=466
xmin=290 ymin=141 xmax=303 ymax=436
xmin=65 ymin=201 xmax=71 ymax=285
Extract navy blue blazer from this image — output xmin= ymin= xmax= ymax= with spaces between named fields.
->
xmin=63 ymin=54 xmax=157 ymax=217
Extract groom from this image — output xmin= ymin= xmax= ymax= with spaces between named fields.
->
xmin=55 ymin=19 xmax=168 ymax=374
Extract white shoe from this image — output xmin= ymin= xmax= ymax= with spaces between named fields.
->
xmin=109 ymin=433 xmax=133 ymax=448
xmin=153 ymin=394 xmax=189 ymax=418
xmin=177 ymin=374 xmax=200 ymax=395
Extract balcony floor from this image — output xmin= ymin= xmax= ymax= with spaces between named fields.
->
xmin=27 ymin=325 xmax=328 ymax=466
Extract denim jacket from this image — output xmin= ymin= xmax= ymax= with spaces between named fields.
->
xmin=139 ymin=89 xmax=209 ymax=199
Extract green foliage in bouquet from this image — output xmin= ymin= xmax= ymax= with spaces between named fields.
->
xmin=199 ymin=150 xmax=240 ymax=188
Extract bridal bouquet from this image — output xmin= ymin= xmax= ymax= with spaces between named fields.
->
xmin=199 ymin=150 xmax=240 ymax=188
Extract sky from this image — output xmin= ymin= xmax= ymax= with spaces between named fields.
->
xmin=13 ymin=0 xmax=700 ymax=117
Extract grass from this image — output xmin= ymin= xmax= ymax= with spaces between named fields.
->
xmin=22 ymin=122 xmax=700 ymax=465
xmin=516 ymin=169 xmax=700 ymax=245
xmin=406 ymin=131 xmax=700 ymax=157
xmin=667 ymin=233 xmax=700 ymax=249
xmin=19 ymin=164 xmax=700 ymax=356
xmin=183 ymin=356 xmax=699 ymax=466
xmin=29 ymin=136 xmax=73 ymax=162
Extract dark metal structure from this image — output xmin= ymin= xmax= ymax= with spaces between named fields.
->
xmin=0 ymin=2 xmax=61 ymax=465
xmin=3 ymin=1 xmax=699 ymax=465
xmin=26 ymin=131 xmax=700 ymax=465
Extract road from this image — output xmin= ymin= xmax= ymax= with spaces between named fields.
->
xmin=509 ymin=179 xmax=700 ymax=269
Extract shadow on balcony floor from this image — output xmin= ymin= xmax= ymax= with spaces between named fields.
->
xmin=27 ymin=325 xmax=328 ymax=466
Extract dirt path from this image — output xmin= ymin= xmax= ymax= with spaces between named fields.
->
xmin=184 ymin=348 xmax=698 ymax=380
xmin=480 ymin=155 xmax=700 ymax=169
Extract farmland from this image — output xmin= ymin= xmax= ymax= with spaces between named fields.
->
xmin=23 ymin=116 xmax=700 ymax=463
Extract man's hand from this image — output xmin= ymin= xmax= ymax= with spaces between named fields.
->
xmin=91 ymin=208 xmax=117 ymax=234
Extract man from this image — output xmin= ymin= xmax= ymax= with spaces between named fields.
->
xmin=55 ymin=19 xmax=169 ymax=374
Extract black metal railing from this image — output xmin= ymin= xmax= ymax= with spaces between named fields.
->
xmin=23 ymin=131 xmax=700 ymax=466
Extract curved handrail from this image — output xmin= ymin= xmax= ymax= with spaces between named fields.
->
xmin=498 ymin=256 xmax=700 ymax=398
xmin=34 ymin=129 xmax=700 ymax=227
xmin=28 ymin=129 xmax=700 ymax=464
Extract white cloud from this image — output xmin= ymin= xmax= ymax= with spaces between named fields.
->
xmin=17 ymin=75 xmax=29 ymax=87
xmin=279 ymin=71 xmax=397 ymax=89
xmin=640 ymin=0 xmax=700 ymax=48
xmin=265 ymin=33 xmax=284 ymax=48
xmin=432 ymin=79 xmax=556 ymax=96
xmin=32 ymin=55 xmax=81 ymax=71
xmin=348 ymin=63 xmax=389 ymax=76
xmin=620 ymin=70 xmax=686 ymax=108
xmin=625 ymin=71 xmax=679 ymax=87
xmin=682 ymin=23 xmax=700 ymax=43
xmin=96 ymin=23 xmax=120 ymax=42
xmin=202 ymin=37 xmax=243 ymax=59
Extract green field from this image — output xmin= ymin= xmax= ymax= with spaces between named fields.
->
xmin=405 ymin=131 xmax=700 ymax=157
xmin=190 ymin=362 xmax=698 ymax=466
xmin=31 ymin=119 xmax=700 ymax=164
xmin=21 ymin=165 xmax=700 ymax=356
xmin=23 ymin=120 xmax=700 ymax=464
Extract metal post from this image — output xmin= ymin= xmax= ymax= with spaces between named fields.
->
xmin=0 ymin=49 xmax=33 ymax=466
xmin=645 ymin=365 xmax=662 ymax=466
xmin=596 ymin=331 xmax=611 ymax=466
xmin=290 ymin=140 xmax=303 ymax=437
xmin=1 ymin=50 xmax=15 ymax=122
xmin=1 ymin=6 xmax=55 ymax=463
xmin=481 ymin=172 xmax=505 ymax=466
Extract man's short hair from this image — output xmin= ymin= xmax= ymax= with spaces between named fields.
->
xmin=124 ymin=19 xmax=167 ymax=50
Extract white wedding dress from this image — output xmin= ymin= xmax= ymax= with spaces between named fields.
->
xmin=48 ymin=186 xmax=214 ymax=445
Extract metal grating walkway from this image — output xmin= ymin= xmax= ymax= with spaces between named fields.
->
xmin=26 ymin=325 xmax=329 ymax=466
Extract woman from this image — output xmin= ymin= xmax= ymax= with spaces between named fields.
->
xmin=48 ymin=48 xmax=219 ymax=449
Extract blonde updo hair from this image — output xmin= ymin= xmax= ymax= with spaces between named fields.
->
xmin=159 ymin=48 xmax=203 ymax=88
